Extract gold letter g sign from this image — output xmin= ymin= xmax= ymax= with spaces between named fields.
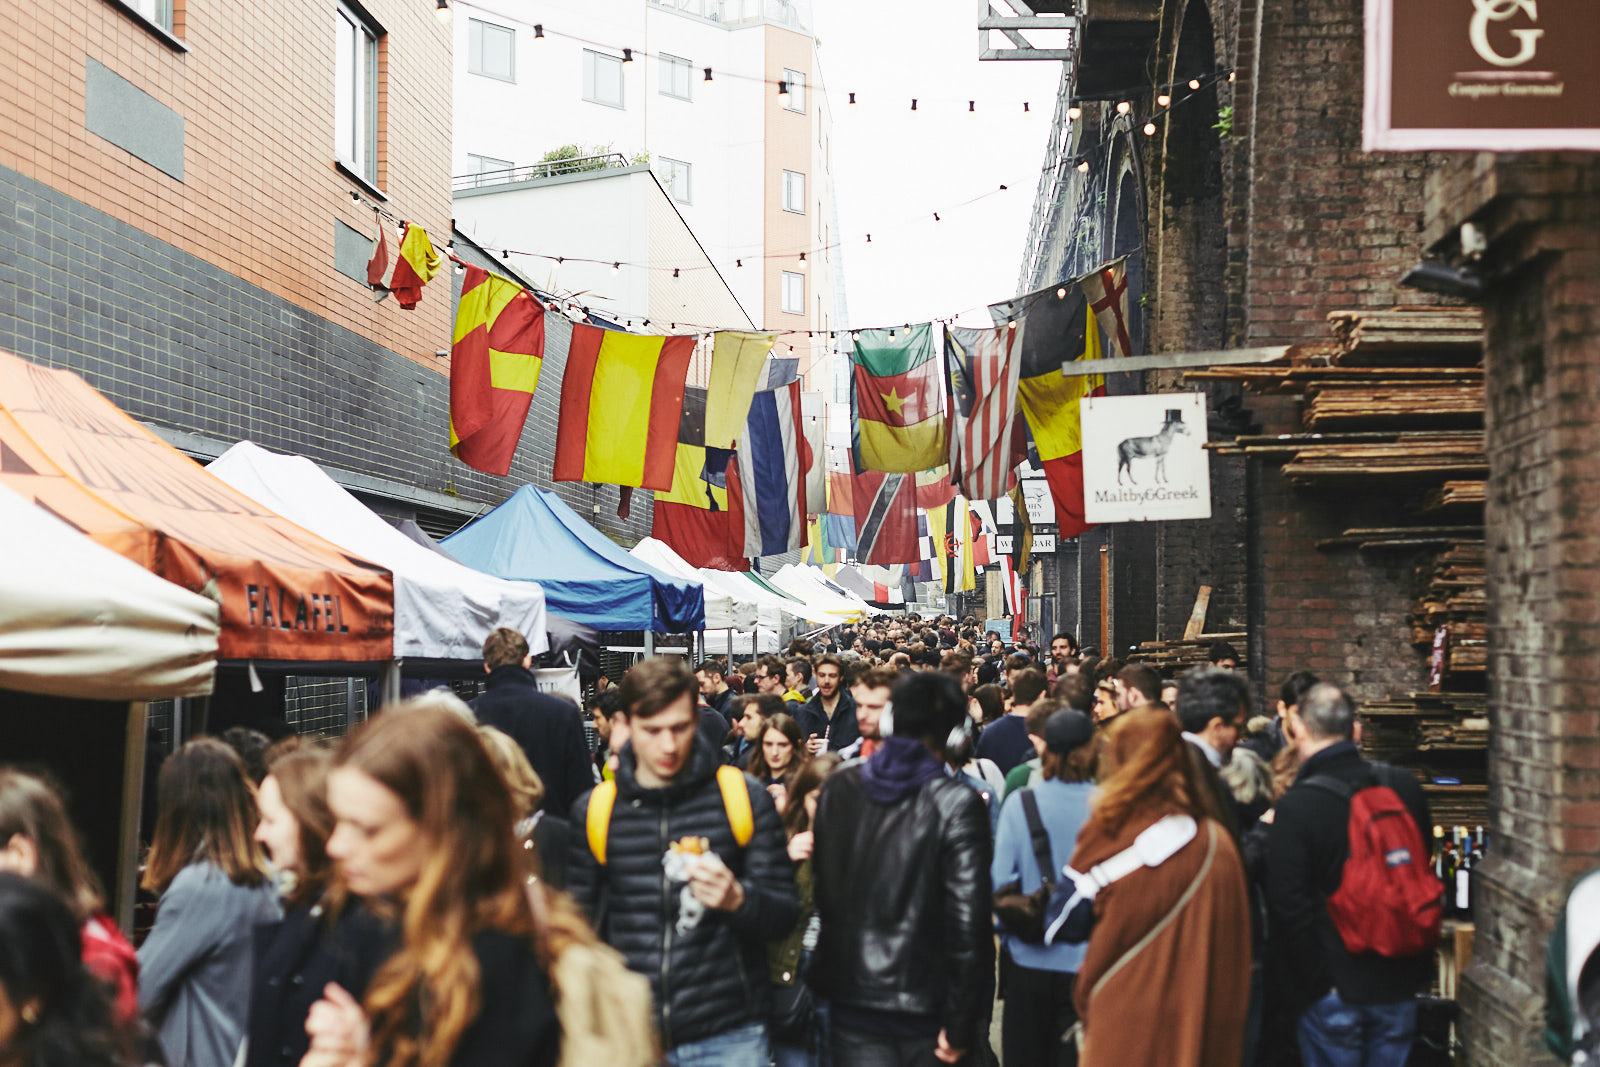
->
xmin=1469 ymin=0 xmax=1544 ymax=67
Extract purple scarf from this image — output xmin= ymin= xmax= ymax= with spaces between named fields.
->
xmin=860 ymin=735 xmax=943 ymax=805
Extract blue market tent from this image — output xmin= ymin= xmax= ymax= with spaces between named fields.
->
xmin=443 ymin=486 xmax=705 ymax=633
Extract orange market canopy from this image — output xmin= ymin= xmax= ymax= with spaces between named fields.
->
xmin=0 ymin=352 xmax=394 ymax=662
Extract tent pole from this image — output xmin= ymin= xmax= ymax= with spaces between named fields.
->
xmin=116 ymin=701 xmax=148 ymax=934
xmin=728 ymin=627 xmax=734 ymax=661
xmin=381 ymin=659 xmax=402 ymax=706
xmin=644 ymin=632 xmax=655 ymax=658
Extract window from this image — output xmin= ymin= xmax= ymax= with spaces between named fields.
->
xmin=782 ymin=271 xmax=805 ymax=315
xmin=583 ymin=49 xmax=625 ymax=109
xmin=127 ymin=0 xmax=174 ymax=31
xmin=783 ymin=170 xmax=805 ymax=213
xmin=468 ymin=19 xmax=515 ymax=82
xmin=783 ymin=69 xmax=806 ymax=113
xmin=660 ymin=54 xmax=692 ymax=101
xmin=659 ymin=158 xmax=692 ymax=204
xmin=336 ymin=4 xmax=380 ymax=184
xmin=466 ymin=153 xmax=514 ymax=186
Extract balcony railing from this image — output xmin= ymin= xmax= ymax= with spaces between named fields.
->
xmin=648 ymin=0 xmax=810 ymax=30
xmin=452 ymin=153 xmax=632 ymax=193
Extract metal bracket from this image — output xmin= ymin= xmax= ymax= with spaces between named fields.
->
xmin=979 ymin=0 xmax=1079 ymax=61
xmin=1060 ymin=346 xmax=1292 ymax=376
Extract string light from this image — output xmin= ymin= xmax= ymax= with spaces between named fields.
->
xmin=933 ymin=213 xmax=941 ymax=222
xmin=621 ymin=48 xmax=633 ymax=63
xmin=1157 ymin=93 xmax=1171 ymax=107
xmin=703 ymin=67 xmax=713 ymax=82
xmin=735 ymin=258 xmax=743 ymax=268
xmin=1023 ymin=102 xmax=1030 ymax=112
xmin=349 ymin=190 xmax=360 ymax=202
xmin=1067 ymin=105 xmax=1081 ymax=121
xmin=866 ymin=234 xmax=872 ymax=243
xmin=1116 ymin=101 xmax=1131 ymax=114
xmin=910 ymin=99 xmax=918 ymax=111
xmin=672 ymin=268 xmax=680 ymax=279
xmin=1057 ymin=286 xmax=1067 ymax=298
xmin=1077 ymin=161 xmax=1090 ymax=172
xmin=611 ymin=262 xmax=620 ymax=274
xmin=1189 ymin=78 xmax=1200 ymax=89
xmin=798 ymin=253 xmax=807 ymax=271
xmin=1007 ymin=321 xmax=1017 ymax=330
xmin=778 ymin=80 xmax=788 ymax=95
xmin=434 ymin=0 xmax=449 ymax=21
xmin=1228 ymin=71 xmax=1236 ymax=82
xmin=848 ymin=92 xmax=856 ymax=105
xmin=1144 ymin=122 xmax=1157 ymax=135
xmin=533 ymin=23 xmax=544 ymax=40
xmin=968 ymin=100 xmax=976 ymax=113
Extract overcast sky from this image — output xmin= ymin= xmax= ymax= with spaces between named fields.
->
xmin=810 ymin=2 xmax=1065 ymax=330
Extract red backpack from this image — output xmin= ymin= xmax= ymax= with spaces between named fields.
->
xmin=1305 ymin=771 xmax=1443 ymax=958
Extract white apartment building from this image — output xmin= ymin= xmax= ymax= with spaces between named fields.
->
xmin=451 ymin=0 xmax=840 ymax=391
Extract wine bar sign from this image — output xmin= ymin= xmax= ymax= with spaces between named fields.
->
xmin=1365 ymin=0 xmax=1600 ymax=150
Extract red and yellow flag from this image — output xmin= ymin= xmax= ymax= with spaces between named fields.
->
xmin=553 ymin=325 xmax=695 ymax=491
xmin=448 ymin=265 xmax=546 ymax=475
xmin=389 ymin=224 xmax=441 ymax=310
xmin=1014 ymin=286 xmax=1105 ymax=537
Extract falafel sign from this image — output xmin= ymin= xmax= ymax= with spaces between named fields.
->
xmin=1364 ymin=0 xmax=1600 ymax=150
xmin=1079 ymin=392 xmax=1211 ymax=523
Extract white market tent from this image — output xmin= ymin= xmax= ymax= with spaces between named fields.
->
xmin=206 ymin=442 xmax=548 ymax=661
xmin=724 ymin=570 xmax=840 ymax=627
xmin=701 ymin=629 xmax=782 ymax=655
xmin=769 ymin=563 xmax=871 ymax=620
xmin=629 ymin=538 xmax=754 ymax=630
xmin=0 ymin=484 xmax=220 ymax=699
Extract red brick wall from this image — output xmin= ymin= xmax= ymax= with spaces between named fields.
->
xmin=0 ymin=0 xmax=453 ymax=370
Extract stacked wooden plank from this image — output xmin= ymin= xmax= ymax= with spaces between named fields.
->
xmin=1422 ymin=480 xmax=1487 ymax=512
xmin=1359 ymin=691 xmax=1489 ymax=825
xmin=1302 ymin=381 xmax=1484 ymax=430
xmin=1413 ymin=540 xmax=1487 ymax=676
xmin=1326 ymin=307 xmax=1484 ymax=364
xmin=1127 ymin=632 xmax=1247 ymax=673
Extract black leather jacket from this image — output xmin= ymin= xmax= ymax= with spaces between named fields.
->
xmin=808 ymin=763 xmax=995 ymax=1049
xmin=568 ymin=739 xmax=797 ymax=1049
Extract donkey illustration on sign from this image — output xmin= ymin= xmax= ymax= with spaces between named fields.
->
xmin=1116 ymin=408 xmax=1190 ymax=485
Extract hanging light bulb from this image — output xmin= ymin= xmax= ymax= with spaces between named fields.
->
xmin=1023 ymin=101 xmax=1030 ymax=113
xmin=1007 ymin=321 xmax=1017 ymax=330
xmin=933 ymin=213 xmax=940 ymax=222
xmin=1077 ymin=160 xmax=1090 ymax=172
xmin=673 ymin=267 xmax=680 ymax=279
xmin=349 ymin=189 xmax=360 ymax=202
xmin=704 ymin=67 xmax=713 ymax=82
xmin=1144 ymin=121 xmax=1157 ymax=135
xmin=1157 ymin=93 xmax=1171 ymax=107
xmin=848 ymin=92 xmax=856 ymax=105
xmin=735 ymin=258 xmax=744 ymax=268
xmin=865 ymin=233 xmax=872 ymax=243
xmin=611 ymin=262 xmax=620 ymax=274
xmin=1189 ymin=77 xmax=1200 ymax=89
xmin=434 ymin=0 xmax=450 ymax=22
xmin=910 ymin=98 xmax=917 ymax=111
xmin=1116 ymin=101 xmax=1131 ymax=114
xmin=1228 ymin=71 xmax=1236 ymax=82
xmin=778 ymin=80 xmax=788 ymax=95
xmin=622 ymin=48 xmax=633 ymax=63
xmin=533 ymin=23 xmax=545 ymax=41
xmin=850 ymin=331 xmax=860 ymax=342
xmin=968 ymin=100 xmax=976 ymax=113
xmin=798 ymin=252 xmax=807 ymax=271
xmin=1067 ymin=105 xmax=1081 ymax=120
xmin=1056 ymin=286 xmax=1067 ymax=299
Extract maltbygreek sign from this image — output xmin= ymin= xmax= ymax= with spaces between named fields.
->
xmin=1080 ymin=393 xmax=1212 ymax=523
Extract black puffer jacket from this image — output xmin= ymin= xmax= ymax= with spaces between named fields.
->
xmin=808 ymin=763 xmax=994 ymax=1049
xmin=567 ymin=738 xmax=797 ymax=1049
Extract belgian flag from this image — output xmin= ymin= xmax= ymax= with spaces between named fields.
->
xmin=1013 ymin=287 xmax=1106 ymax=537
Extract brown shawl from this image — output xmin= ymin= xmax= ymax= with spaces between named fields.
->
xmin=1070 ymin=808 xmax=1252 ymax=1067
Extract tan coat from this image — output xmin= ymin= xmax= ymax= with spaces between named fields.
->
xmin=1071 ymin=807 xmax=1252 ymax=1067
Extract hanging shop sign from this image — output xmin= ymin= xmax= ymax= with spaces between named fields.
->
xmin=1079 ymin=392 xmax=1211 ymax=523
xmin=1364 ymin=0 xmax=1600 ymax=150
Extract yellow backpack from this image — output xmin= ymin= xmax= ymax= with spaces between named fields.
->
xmin=586 ymin=765 xmax=754 ymax=865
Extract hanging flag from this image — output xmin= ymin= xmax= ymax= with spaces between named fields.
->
xmin=911 ymin=511 xmax=935 ymax=583
xmin=389 ymin=224 xmax=442 ymax=310
xmin=365 ymin=210 xmax=391 ymax=301
xmin=802 ymin=515 xmax=838 ymax=571
xmin=704 ymin=331 xmax=778 ymax=449
xmin=1008 ymin=482 xmax=1034 ymax=577
xmin=1010 ymin=285 xmax=1106 ymax=537
xmin=762 ymin=357 xmax=800 ymax=390
xmin=925 ymin=499 xmax=973 ymax=594
xmin=824 ymin=471 xmax=859 ymax=557
xmin=969 ymin=499 xmax=997 ymax=567
xmin=854 ymin=470 xmax=920 ymax=565
xmin=850 ymin=324 xmax=948 ymax=472
xmin=800 ymin=391 xmax=826 ymax=515
xmin=914 ymin=466 xmax=959 ymax=510
xmin=1082 ymin=257 xmax=1134 ymax=362
xmin=447 ymin=265 xmax=546 ymax=476
xmin=859 ymin=564 xmax=908 ymax=607
xmin=553 ymin=324 xmax=695 ymax=491
xmin=1000 ymin=553 xmax=1026 ymax=618
xmin=651 ymin=387 xmax=750 ymax=571
xmin=726 ymin=380 xmax=808 ymax=558
xmin=945 ymin=322 xmax=1028 ymax=501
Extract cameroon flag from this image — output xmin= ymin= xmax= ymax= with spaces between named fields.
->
xmin=553 ymin=324 xmax=695 ymax=491
xmin=449 ymin=265 xmax=545 ymax=475
xmin=1013 ymin=286 xmax=1105 ymax=537
xmin=851 ymin=324 xmax=948 ymax=472
xmin=389 ymin=224 xmax=441 ymax=310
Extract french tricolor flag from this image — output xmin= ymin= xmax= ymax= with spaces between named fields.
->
xmin=726 ymin=379 xmax=810 ymax=559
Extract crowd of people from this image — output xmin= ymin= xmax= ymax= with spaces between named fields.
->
xmin=0 ymin=613 xmax=1447 ymax=1067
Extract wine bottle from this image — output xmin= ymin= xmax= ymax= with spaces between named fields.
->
xmin=1456 ymin=835 xmax=1474 ymax=920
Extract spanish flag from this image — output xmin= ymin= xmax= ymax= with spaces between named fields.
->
xmin=1013 ymin=286 xmax=1105 ymax=537
xmin=850 ymin=324 xmax=948 ymax=473
xmin=448 ymin=266 xmax=546 ymax=475
xmin=388 ymin=224 xmax=442 ymax=310
xmin=553 ymin=324 xmax=694 ymax=491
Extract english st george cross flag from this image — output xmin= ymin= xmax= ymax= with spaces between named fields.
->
xmin=945 ymin=322 xmax=1027 ymax=501
xmin=448 ymin=265 xmax=545 ymax=476
xmin=1082 ymin=257 xmax=1134 ymax=362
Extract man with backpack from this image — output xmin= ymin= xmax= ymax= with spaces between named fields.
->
xmin=568 ymin=656 xmax=798 ymax=1065
xmin=1267 ymin=682 xmax=1439 ymax=1067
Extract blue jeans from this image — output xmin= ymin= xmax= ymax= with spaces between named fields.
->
xmin=1297 ymin=989 xmax=1416 ymax=1067
xmin=668 ymin=1022 xmax=770 ymax=1067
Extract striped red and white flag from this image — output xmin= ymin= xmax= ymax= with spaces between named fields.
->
xmin=944 ymin=322 xmax=1027 ymax=501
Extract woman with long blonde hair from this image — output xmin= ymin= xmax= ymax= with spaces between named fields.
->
xmin=1068 ymin=709 xmax=1251 ymax=1067
xmin=302 ymin=704 xmax=558 ymax=1067
xmin=138 ymin=737 xmax=281 ymax=1067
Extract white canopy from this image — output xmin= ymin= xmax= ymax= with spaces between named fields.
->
xmin=207 ymin=442 xmax=548 ymax=661
xmin=0 ymin=483 xmax=220 ymax=699
xmin=721 ymin=571 xmax=838 ymax=627
xmin=628 ymin=538 xmax=753 ymax=630
xmin=769 ymin=564 xmax=869 ymax=621
xmin=701 ymin=628 xmax=781 ymax=655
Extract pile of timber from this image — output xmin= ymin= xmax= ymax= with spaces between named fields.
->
xmin=1422 ymin=480 xmax=1487 ymax=512
xmin=1326 ymin=307 xmax=1484 ymax=364
xmin=1209 ymin=431 xmax=1487 ymax=488
xmin=1413 ymin=540 xmax=1487 ymax=675
xmin=1127 ymin=632 xmax=1247 ymax=673
xmin=1302 ymin=381 xmax=1483 ymax=430
xmin=1360 ymin=691 xmax=1489 ymax=826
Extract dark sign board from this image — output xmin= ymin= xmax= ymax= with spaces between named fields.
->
xmin=1365 ymin=0 xmax=1600 ymax=149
